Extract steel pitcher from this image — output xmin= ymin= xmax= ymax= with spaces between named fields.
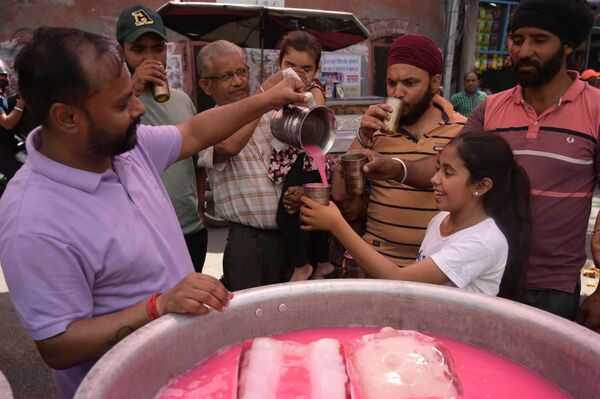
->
xmin=270 ymin=86 xmax=337 ymax=153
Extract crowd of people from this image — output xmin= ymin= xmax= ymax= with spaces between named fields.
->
xmin=0 ymin=0 xmax=599 ymax=398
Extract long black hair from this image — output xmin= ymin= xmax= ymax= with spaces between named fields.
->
xmin=451 ymin=131 xmax=532 ymax=302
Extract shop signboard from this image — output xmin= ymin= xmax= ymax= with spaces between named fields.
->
xmin=321 ymin=53 xmax=362 ymax=98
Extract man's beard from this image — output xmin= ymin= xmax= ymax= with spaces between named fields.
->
xmin=512 ymin=46 xmax=563 ymax=88
xmin=86 ymin=112 xmax=140 ymax=157
xmin=402 ymin=85 xmax=434 ymax=126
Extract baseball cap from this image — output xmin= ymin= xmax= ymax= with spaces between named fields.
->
xmin=581 ymin=69 xmax=600 ymax=81
xmin=116 ymin=4 xmax=167 ymax=43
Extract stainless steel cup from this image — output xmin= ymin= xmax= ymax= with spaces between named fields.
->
xmin=341 ymin=152 xmax=367 ymax=196
xmin=381 ymin=97 xmax=403 ymax=134
xmin=303 ymin=183 xmax=330 ymax=205
xmin=152 ymin=81 xmax=170 ymax=103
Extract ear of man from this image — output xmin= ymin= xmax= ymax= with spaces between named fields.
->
xmin=198 ymin=79 xmax=212 ymax=97
xmin=49 ymin=103 xmax=84 ymax=135
xmin=431 ymin=74 xmax=442 ymax=94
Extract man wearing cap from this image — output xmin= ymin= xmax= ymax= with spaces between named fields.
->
xmin=581 ymin=69 xmax=600 ymax=89
xmin=117 ymin=5 xmax=208 ymax=272
xmin=0 ymin=60 xmax=26 ymax=182
xmin=361 ymin=0 xmax=600 ymax=329
xmin=0 ymin=27 xmax=305 ymax=398
xmin=332 ymin=34 xmax=466 ymax=267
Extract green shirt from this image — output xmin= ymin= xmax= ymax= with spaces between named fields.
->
xmin=450 ymin=90 xmax=487 ymax=117
xmin=140 ymin=88 xmax=204 ymax=234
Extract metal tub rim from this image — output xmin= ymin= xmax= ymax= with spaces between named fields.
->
xmin=75 ymin=280 xmax=600 ymax=399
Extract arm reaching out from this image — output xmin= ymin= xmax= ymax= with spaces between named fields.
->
xmin=176 ymin=76 xmax=306 ymax=161
xmin=362 ymin=149 xmax=437 ymax=188
xmin=300 ymin=197 xmax=448 ymax=283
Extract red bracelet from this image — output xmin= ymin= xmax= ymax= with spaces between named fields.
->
xmin=146 ymin=292 xmax=162 ymax=320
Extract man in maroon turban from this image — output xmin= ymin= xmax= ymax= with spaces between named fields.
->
xmin=331 ymin=34 xmax=466 ymax=267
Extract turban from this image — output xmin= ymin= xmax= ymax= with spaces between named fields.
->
xmin=510 ymin=0 xmax=595 ymax=48
xmin=387 ymin=34 xmax=443 ymax=75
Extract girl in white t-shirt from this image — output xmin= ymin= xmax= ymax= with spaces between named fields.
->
xmin=300 ymin=131 xmax=532 ymax=301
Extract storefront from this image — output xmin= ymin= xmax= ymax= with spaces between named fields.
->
xmin=474 ymin=0 xmax=518 ymax=94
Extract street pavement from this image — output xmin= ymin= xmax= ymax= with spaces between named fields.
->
xmin=1 ymin=192 xmax=599 ymax=398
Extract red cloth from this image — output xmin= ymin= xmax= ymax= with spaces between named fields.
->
xmin=387 ymin=34 xmax=443 ymax=75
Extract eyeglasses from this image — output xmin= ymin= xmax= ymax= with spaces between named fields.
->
xmin=204 ymin=66 xmax=249 ymax=83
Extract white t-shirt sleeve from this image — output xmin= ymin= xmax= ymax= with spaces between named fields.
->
xmin=429 ymin=223 xmax=507 ymax=295
xmin=431 ymin=238 xmax=495 ymax=288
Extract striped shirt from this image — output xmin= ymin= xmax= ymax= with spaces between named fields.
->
xmin=198 ymin=112 xmax=281 ymax=229
xmin=363 ymin=95 xmax=466 ymax=266
xmin=463 ymin=72 xmax=600 ymax=293
xmin=450 ymin=90 xmax=487 ymax=117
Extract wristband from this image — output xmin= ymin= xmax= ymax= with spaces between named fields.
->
xmin=146 ymin=292 xmax=162 ymax=320
xmin=356 ymin=129 xmax=373 ymax=148
xmin=391 ymin=157 xmax=408 ymax=185
xmin=13 ymin=106 xmax=23 ymax=112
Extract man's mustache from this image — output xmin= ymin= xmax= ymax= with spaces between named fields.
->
xmin=514 ymin=59 xmax=542 ymax=69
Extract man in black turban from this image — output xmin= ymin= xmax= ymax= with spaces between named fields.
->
xmin=510 ymin=0 xmax=594 ymax=49
xmin=463 ymin=0 xmax=600 ymax=327
xmin=509 ymin=0 xmax=595 ymax=88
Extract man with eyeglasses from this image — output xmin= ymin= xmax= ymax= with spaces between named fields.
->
xmin=117 ymin=5 xmax=209 ymax=272
xmin=197 ymin=40 xmax=292 ymax=291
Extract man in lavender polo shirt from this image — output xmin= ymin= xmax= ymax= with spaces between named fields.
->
xmin=0 ymin=27 xmax=305 ymax=399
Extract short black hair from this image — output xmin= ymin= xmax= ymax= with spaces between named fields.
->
xmin=463 ymin=71 xmax=479 ymax=80
xmin=15 ymin=27 xmax=123 ymax=126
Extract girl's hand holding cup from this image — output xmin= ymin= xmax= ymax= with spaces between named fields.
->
xmin=300 ymin=196 xmax=343 ymax=232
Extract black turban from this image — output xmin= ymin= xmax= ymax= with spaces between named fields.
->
xmin=510 ymin=0 xmax=595 ymax=48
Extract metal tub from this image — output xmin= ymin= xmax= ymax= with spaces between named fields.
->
xmin=75 ymin=280 xmax=600 ymax=398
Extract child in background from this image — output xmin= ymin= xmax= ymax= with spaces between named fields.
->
xmin=301 ymin=132 xmax=532 ymax=301
xmin=268 ymin=30 xmax=335 ymax=281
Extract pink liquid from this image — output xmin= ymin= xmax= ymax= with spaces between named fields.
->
xmin=304 ymin=144 xmax=328 ymax=187
xmin=155 ymin=327 xmax=570 ymax=399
